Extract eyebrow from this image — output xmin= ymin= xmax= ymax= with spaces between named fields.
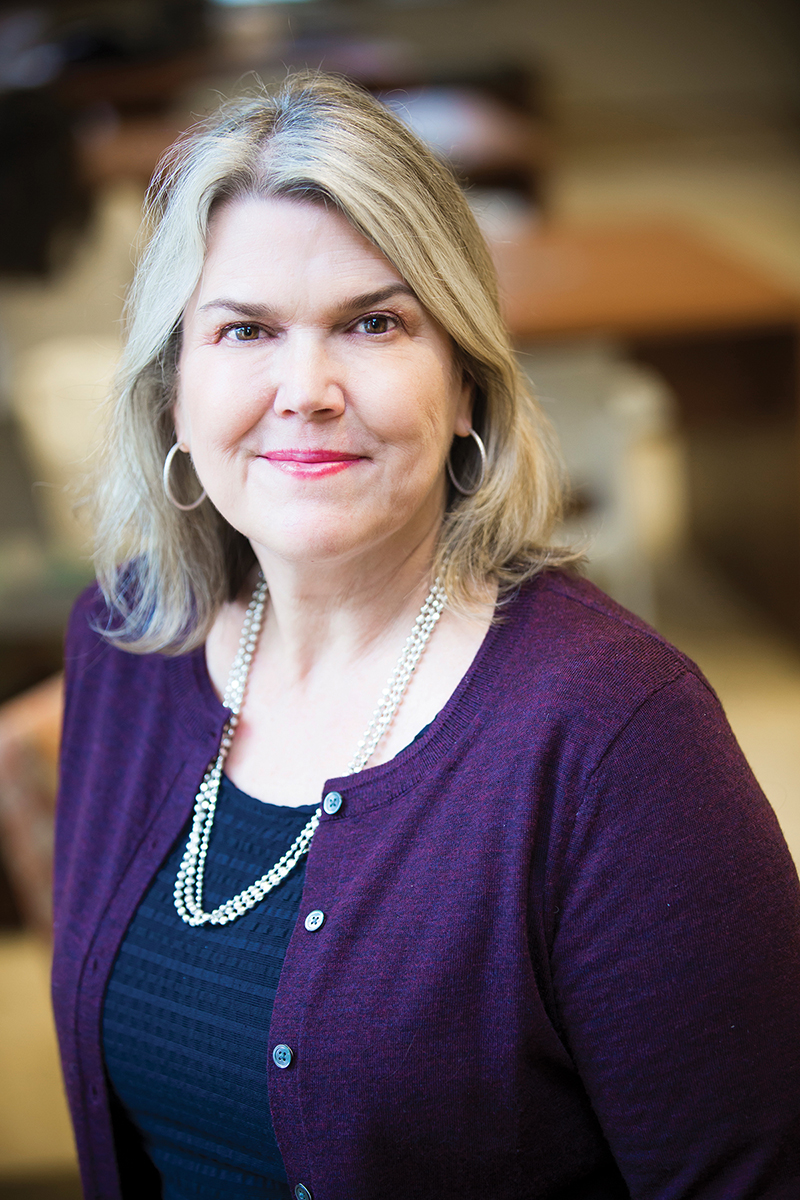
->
xmin=196 ymin=284 xmax=420 ymax=323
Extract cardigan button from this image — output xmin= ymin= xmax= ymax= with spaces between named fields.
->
xmin=272 ymin=1044 xmax=293 ymax=1069
xmin=322 ymin=791 xmax=343 ymax=815
xmin=304 ymin=909 xmax=325 ymax=932
xmin=295 ymin=1186 xmax=313 ymax=1200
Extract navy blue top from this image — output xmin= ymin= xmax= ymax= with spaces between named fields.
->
xmin=102 ymin=776 xmax=316 ymax=1198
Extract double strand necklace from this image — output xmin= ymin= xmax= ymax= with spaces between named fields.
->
xmin=174 ymin=575 xmax=446 ymax=927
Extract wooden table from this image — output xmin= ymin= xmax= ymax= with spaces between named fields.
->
xmin=492 ymin=220 xmax=800 ymax=636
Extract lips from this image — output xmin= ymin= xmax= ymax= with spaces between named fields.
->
xmin=263 ymin=449 xmax=362 ymax=463
xmin=260 ymin=448 xmax=365 ymax=478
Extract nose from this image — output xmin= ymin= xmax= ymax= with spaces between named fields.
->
xmin=271 ymin=331 xmax=345 ymax=420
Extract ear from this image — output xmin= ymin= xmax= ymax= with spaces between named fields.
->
xmin=453 ymin=370 xmax=474 ymax=438
xmin=171 ymin=390 xmax=190 ymax=452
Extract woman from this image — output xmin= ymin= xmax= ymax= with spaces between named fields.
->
xmin=53 ymin=74 xmax=800 ymax=1200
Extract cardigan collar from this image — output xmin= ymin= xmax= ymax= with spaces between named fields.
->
xmin=164 ymin=579 xmax=536 ymax=818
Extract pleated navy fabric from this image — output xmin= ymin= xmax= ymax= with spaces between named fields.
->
xmin=102 ymin=776 xmax=315 ymax=1198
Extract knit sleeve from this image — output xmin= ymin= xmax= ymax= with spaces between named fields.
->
xmin=548 ymin=669 xmax=800 ymax=1199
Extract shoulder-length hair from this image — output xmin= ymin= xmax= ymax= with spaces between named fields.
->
xmin=94 ymin=71 xmax=575 ymax=654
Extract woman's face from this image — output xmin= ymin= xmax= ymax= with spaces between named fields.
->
xmin=175 ymin=194 xmax=472 ymax=572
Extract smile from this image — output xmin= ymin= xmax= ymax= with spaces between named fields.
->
xmin=260 ymin=449 xmax=365 ymax=478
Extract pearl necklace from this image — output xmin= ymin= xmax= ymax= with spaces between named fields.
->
xmin=174 ymin=575 xmax=446 ymax=926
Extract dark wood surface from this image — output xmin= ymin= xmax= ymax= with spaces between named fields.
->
xmin=492 ymin=220 xmax=800 ymax=339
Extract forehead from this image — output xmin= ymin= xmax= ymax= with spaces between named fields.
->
xmin=197 ymin=194 xmax=404 ymax=299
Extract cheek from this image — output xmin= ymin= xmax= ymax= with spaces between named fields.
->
xmin=175 ymin=356 xmax=263 ymax=450
xmin=373 ymin=358 xmax=458 ymax=450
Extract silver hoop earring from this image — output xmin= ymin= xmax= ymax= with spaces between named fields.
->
xmin=163 ymin=442 xmax=207 ymax=511
xmin=446 ymin=427 xmax=487 ymax=497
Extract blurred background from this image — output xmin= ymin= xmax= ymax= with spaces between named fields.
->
xmin=0 ymin=0 xmax=799 ymax=1193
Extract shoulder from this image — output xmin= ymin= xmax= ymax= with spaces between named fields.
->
xmin=62 ymin=583 xmax=155 ymax=732
xmin=63 ymin=582 xmax=150 ymax=694
xmin=474 ymin=569 xmax=739 ymax=810
xmin=61 ymin=582 xmax=222 ymax=745
xmin=497 ymin=568 xmax=712 ymax=723
xmin=64 ymin=582 xmax=117 ymax=664
xmin=503 ymin=574 xmax=777 ymax=876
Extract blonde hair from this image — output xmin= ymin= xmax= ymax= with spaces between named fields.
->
xmin=94 ymin=72 xmax=574 ymax=654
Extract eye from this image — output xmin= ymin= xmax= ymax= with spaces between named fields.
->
xmin=356 ymin=313 xmax=397 ymax=336
xmin=224 ymin=323 xmax=262 ymax=342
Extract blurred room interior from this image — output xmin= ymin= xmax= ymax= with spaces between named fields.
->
xmin=0 ymin=0 xmax=799 ymax=1193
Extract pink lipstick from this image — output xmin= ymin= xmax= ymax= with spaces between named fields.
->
xmin=261 ymin=449 xmax=364 ymax=478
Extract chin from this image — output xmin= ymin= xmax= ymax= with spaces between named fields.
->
xmin=232 ymin=495 xmax=430 ymax=570
xmin=247 ymin=521 xmax=384 ymax=569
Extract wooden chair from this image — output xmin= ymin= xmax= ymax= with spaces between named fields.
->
xmin=0 ymin=675 xmax=64 ymax=937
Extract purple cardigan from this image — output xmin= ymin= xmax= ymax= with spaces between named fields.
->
xmin=52 ymin=570 xmax=800 ymax=1200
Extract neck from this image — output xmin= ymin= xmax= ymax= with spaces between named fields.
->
xmin=250 ymin=530 xmax=442 ymax=684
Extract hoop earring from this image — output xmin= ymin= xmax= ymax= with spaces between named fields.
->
xmin=163 ymin=442 xmax=207 ymax=511
xmin=446 ymin=427 xmax=487 ymax=497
